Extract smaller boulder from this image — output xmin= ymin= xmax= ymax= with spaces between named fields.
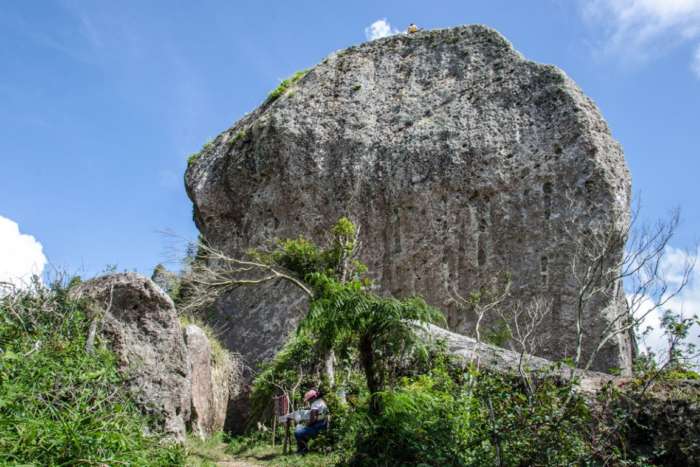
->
xmin=184 ymin=325 xmax=215 ymax=438
xmin=184 ymin=323 xmax=241 ymax=437
xmin=71 ymin=273 xmax=191 ymax=441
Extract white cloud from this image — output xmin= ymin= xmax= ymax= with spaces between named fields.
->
xmin=364 ymin=19 xmax=400 ymax=41
xmin=581 ymin=0 xmax=700 ymax=72
xmin=0 ymin=216 xmax=47 ymax=290
xmin=635 ymin=246 xmax=700 ymax=365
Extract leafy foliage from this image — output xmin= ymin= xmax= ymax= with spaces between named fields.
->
xmin=331 ymin=357 xmax=594 ymax=467
xmin=237 ymin=218 xmax=697 ymax=466
xmin=249 ymin=331 xmax=320 ymax=425
xmin=0 ymin=280 xmax=184 ymax=465
xmin=302 ymin=273 xmax=444 ymax=414
xmin=248 ymin=218 xmax=444 ymax=417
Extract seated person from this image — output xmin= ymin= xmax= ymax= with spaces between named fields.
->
xmin=294 ymin=389 xmax=328 ymax=454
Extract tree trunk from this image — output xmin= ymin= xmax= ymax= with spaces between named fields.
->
xmin=359 ymin=333 xmax=382 ymax=416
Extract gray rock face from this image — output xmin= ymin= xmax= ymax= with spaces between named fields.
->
xmin=211 ymin=344 xmax=240 ymax=434
xmin=209 ymin=280 xmax=308 ymax=433
xmin=184 ymin=324 xmax=214 ymax=438
xmin=185 ymin=25 xmax=633 ymax=373
xmin=184 ymin=323 xmax=241 ymax=437
xmin=71 ymin=273 xmax=191 ymax=441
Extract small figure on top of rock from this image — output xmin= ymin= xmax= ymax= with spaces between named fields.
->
xmin=407 ymin=23 xmax=419 ymax=34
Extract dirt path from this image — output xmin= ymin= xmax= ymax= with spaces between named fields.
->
xmin=216 ymin=461 xmax=262 ymax=467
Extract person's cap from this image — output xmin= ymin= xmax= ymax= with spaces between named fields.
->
xmin=303 ymin=389 xmax=319 ymax=402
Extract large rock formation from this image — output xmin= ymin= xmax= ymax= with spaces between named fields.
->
xmin=71 ymin=273 xmax=191 ymax=441
xmin=185 ymin=25 xmax=633 ymax=374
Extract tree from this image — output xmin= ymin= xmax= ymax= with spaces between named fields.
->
xmin=565 ymin=203 xmax=696 ymax=371
xmin=183 ymin=218 xmax=444 ymax=418
xmin=301 ymin=273 xmax=443 ymax=416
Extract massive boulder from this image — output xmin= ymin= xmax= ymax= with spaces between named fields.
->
xmin=185 ymin=25 xmax=633 ymax=374
xmin=71 ymin=273 xmax=191 ymax=441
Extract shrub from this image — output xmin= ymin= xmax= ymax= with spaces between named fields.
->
xmin=265 ymin=70 xmax=309 ymax=104
xmin=187 ymin=139 xmax=215 ymax=167
xmin=0 ymin=280 xmax=184 ymax=465
xmin=248 ymin=331 xmax=320 ymax=426
xmin=188 ymin=152 xmax=201 ymax=167
xmin=231 ymin=129 xmax=246 ymax=145
xmin=341 ymin=367 xmax=592 ymax=466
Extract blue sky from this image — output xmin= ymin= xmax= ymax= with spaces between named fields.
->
xmin=1 ymin=1 xmax=698 ymax=282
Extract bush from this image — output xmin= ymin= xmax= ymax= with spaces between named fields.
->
xmin=187 ymin=152 xmax=201 ymax=167
xmin=343 ymin=371 xmax=475 ymax=466
xmin=0 ymin=280 xmax=184 ymax=465
xmin=265 ymin=70 xmax=309 ymax=104
xmin=248 ymin=331 xmax=321 ymax=427
xmin=187 ymin=139 xmax=215 ymax=167
xmin=338 ymin=367 xmax=593 ymax=467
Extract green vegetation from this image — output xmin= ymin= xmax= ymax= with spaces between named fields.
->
xmin=265 ymin=70 xmax=309 ymax=104
xmin=185 ymin=432 xmax=233 ymax=466
xmin=187 ymin=139 xmax=215 ymax=168
xmin=214 ymin=218 xmax=699 ymax=466
xmin=178 ymin=314 xmax=232 ymax=367
xmin=2 ymin=219 xmax=694 ymax=466
xmin=0 ymin=279 xmax=184 ymax=465
xmin=246 ymin=217 xmax=441 ymax=422
xmin=188 ymin=152 xmax=201 ymax=167
xmin=231 ymin=129 xmax=246 ymax=145
xmin=232 ymin=219 xmax=591 ymax=464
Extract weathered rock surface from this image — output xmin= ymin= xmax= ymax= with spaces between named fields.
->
xmin=71 ymin=273 xmax=191 ymax=441
xmin=211 ymin=344 xmax=241 ymax=434
xmin=420 ymin=322 xmax=614 ymax=395
xmin=184 ymin=324 xmax=215 ymax=438
xmin=185 ymin=25 xmax=633 ymax=374
xmin=211 ymin=280 xmax=308 ymax=432
xmin=184 ymin=323 xmax=243 ymax=436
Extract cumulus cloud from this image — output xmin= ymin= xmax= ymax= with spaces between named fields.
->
xmin=581 ymin=0 xmax=700 ymax=72
xmin=0 ymin=216 xmax=47 ymax=290
xmin=364 ymin=18 xmax=400 ymax=41
xmin=635 ymin=246 xmax=700 ymax=364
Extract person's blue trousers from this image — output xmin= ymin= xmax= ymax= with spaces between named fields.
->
xmin=294 ymin=420 xmax=327 ymax=453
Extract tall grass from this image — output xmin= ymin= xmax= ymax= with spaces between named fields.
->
xmin=0 ymin=279 xmax=185 ymax=465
